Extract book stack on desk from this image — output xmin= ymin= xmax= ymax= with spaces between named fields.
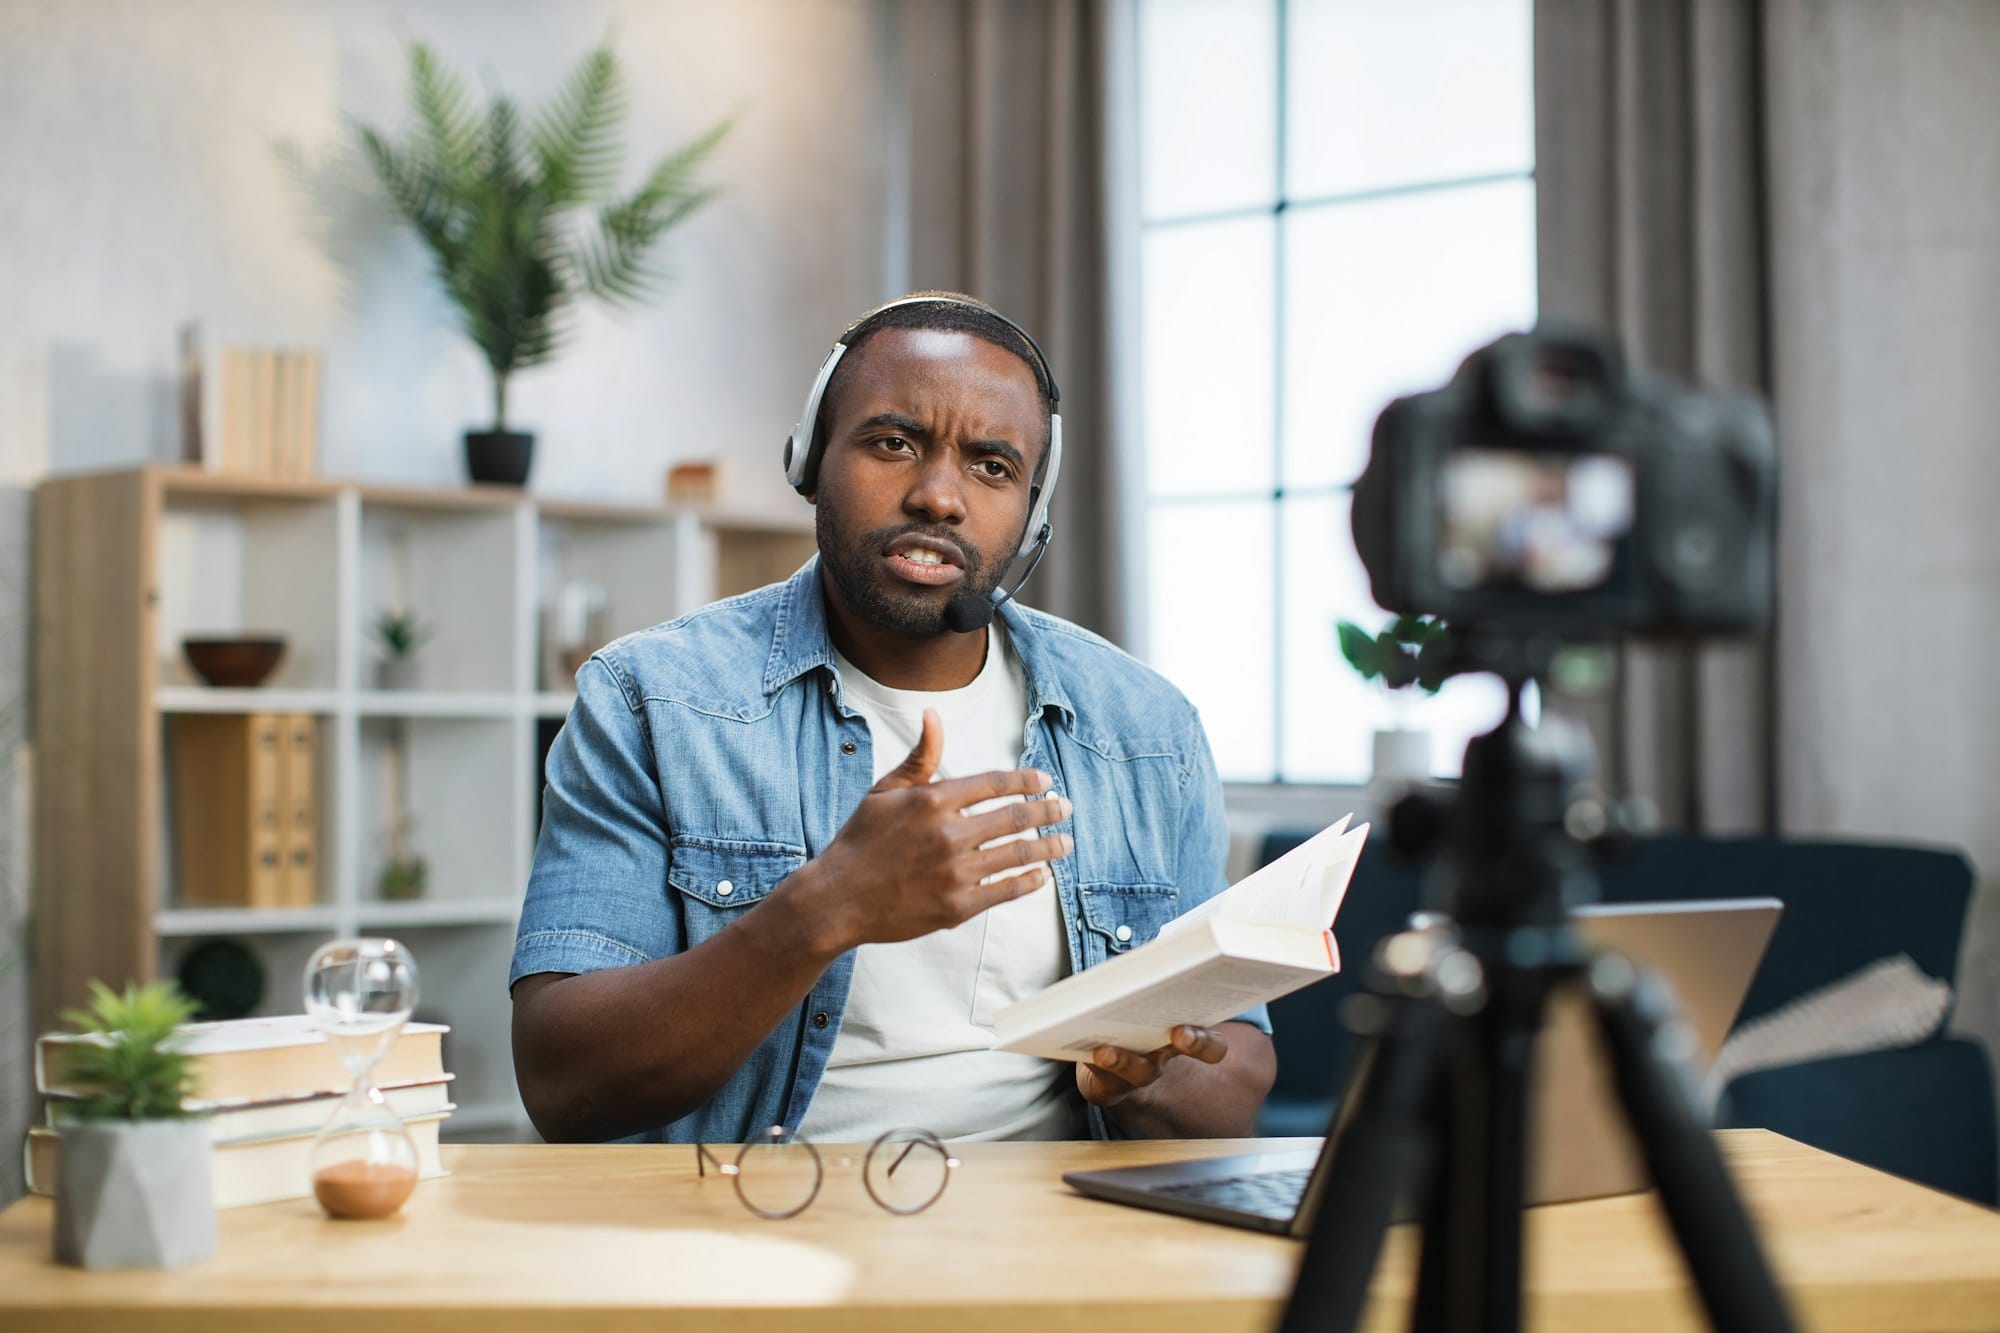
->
xmin=23 ymin=1014 xmax=454 ymax=1208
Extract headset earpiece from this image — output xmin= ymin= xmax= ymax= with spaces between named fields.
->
xmin=784 ymin=343 xmax=851 ymax=494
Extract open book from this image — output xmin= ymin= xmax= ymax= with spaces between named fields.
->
xmin=992 ymin=816 xmax=1367 ymax=1061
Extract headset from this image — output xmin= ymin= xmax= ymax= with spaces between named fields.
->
xmin=781 ymin=295 xmax=1064 ymax=632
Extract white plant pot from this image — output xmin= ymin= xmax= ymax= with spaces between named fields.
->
xmin=53 ymin=1118 xmax=215 ymax=1270
xmin=375 ymin=656 xmax=419 ymax=691
xmin=1371 ymin=728 xmax=1432 ymax=789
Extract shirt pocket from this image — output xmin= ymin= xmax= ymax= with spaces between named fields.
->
xmin=1077 ymin=884 xmax=1180 ymax=963
xmin=667 ymin=838 xmax=805 ymax=941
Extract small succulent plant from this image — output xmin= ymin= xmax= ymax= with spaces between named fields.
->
xmin=56 ymin=980 xmax=201 ymax=1122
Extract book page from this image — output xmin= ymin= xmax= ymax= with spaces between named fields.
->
xmin=995 ymin=952 xmax=1334 ymax=1061
xmin=1160 ymin=817 xmax=1366 ymax=938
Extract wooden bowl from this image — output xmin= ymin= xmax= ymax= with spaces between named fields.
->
xmin=183 ymin=637 xmax=287 ymax=689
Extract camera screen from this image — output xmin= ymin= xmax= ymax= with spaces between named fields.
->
xmin=1435 ymin=450 xmax=1634 ymax=594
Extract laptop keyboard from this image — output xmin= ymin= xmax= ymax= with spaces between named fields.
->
xmin=1152 ymin=1166 xmax=1313 ymax=1217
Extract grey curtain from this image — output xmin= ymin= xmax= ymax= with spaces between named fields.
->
xmin=889 ymin=0 xmax=1133 ymax=645
xmin=1535 ymin=0 xmax=1775 ymax=832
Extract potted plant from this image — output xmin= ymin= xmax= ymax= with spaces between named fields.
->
xmin=377 ymin=813 xmax=430 ymax=902
xmin=370 ymin=609 xmax=431 ymax=691
xmin=50 ymin=980 xmax=214 ymax=1270
xmin=352 ymin=42 xmax=728 ymax=486
xmin=1336 ymin=614 xmax=1464 ymax=788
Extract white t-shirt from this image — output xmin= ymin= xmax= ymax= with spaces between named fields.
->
xmin=796 ymin=626 xmax=1089 ymax=1143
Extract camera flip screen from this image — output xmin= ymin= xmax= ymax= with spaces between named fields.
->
xmin=1435 ymin=449 xmax=1634 ymax=596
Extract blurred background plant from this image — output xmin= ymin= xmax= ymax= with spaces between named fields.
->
xmin=370 ymin=609 xmax=432 ymax=661
xmin=350 ymin=41 xmax=729 ymax=432
xmin=1335 ymin=614 xmax=1463 ymax=696
xmin=377 ymin=813 xmax=429 ymax=902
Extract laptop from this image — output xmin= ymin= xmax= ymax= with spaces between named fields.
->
xmin=1061 ymin=897 xmax=1782 ymax=1236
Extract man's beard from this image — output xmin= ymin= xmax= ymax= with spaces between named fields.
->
xmin=816 ymin=504 xmax=1000 ymax=636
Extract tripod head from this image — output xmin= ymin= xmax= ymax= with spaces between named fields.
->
xmin=1385 ymin=638 xmax=1648 ymax=932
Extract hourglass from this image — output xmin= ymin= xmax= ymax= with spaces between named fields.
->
xmin=304 ymin=938 xmax=421 ymax=1219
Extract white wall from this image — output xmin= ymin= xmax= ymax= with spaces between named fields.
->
xmin=1769 ymin=1 xmax=2000 ymax=1092
xmin=0 ymin=0 xmax=888 ymax=504
xmin=0 ymin=0 xmax=890 ymax=1201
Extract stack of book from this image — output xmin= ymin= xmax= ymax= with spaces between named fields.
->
xmin=170 ymin=713 xmax=318 ymax=908
xmin=24 ymin=1014 xmax=454 ymax=1209
xmin=179 ymin=323 xmax=323 ymax=478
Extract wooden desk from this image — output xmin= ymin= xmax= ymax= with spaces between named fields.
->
xmin=0 ymin=1130 xmax=1995 ymax=1331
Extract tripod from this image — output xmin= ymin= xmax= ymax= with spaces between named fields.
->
xmin=1278 ymin=675 xmax=1798 ymax=1333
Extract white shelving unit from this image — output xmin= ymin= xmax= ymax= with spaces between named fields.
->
xmin=33 ymin=467 xmax=818 ymax=1143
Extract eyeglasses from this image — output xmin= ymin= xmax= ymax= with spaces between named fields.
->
xmin=696 ymin=1125 xmax=961 ymax=1220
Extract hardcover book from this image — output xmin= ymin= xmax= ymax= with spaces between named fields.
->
xmin=36 ymin=1014 xmax=448 ymax=1104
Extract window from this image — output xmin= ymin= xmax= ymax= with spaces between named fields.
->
xmin=1134 ymin=0 xmax=1537 ymax=784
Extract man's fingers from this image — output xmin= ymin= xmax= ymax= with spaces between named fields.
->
xmin=958 ymin=794 xmax=1071 ymax=845
xmin=1091 ymin=1045 xmax=1166 ymax=1089
xmin=927 ymin=766 xmax=1054 ymax=806
xmin=955 ymin=863 xmax=1055 ymax=917
xmin=1168 ymin=1025 xmax=1230 ymax=1065
xmin=873 ymin=708 xmax=944 ymax=791
xmin=963 ymin=831 xmax=1072 ymax=882
xmin=1076 ymin=1060 xmax=1139 ymax=1106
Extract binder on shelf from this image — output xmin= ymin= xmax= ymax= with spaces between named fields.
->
xmin=280 ymin=713 xmax=317 ymax=906
xmin=178 ymin=322 xmax=323 ymax=478
xmin=169 ymin=712 xmax=289 ymax=908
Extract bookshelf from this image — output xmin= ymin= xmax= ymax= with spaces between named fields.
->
xmin=32 ymin=465 xmax=817 ymax=1140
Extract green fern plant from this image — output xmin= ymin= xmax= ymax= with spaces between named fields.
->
xmin=55 ymin=980 xmax=200 ymax=1122
xmin=352 ymin=42 xmax=728 ymax=430
xmin=370 ymin=609 xmax=432 ymax=660
xmin=1336 ymin=614 xmax=1462 ymax=695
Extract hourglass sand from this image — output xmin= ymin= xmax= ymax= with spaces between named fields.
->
xmin=303 ymin=938 xmax=422 ymax=1220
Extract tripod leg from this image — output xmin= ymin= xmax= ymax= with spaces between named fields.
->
xmin=1588 ymin=953 xmax=1800 ymax=1333
xmin=1408 ymin=954 xmax=1545 ymax=1333
xmin=1278 ymin=993 xmax=1453 ymax=1333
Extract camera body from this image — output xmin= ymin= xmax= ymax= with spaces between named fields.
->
xmin=1351 ymin=326 xmax=1776 ymax=638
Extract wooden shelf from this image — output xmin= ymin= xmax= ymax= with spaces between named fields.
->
xmin=356 ymin=691 xmax=520 ymax=719
xmin=156 ymin=687 xmax=340 ymax=714
xmin=155 ymin=906 xmax=341 ymax=937
xmin=35 ymin=465 xmax=818 ymax=1121
xmin=664 ymin=501 xmax=815 ymax=535
xmin=357 ymin=898 xmax=522 ymax=929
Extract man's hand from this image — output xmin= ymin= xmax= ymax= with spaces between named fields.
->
xmin=778 ymin=708 xmax=1072 ymax=958
xmin=1075 ymin=1025 xmax=1230 ymax=1110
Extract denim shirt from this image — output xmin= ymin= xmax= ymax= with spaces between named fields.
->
xmin=510 ymin=557 xmax=1266 ymax=1143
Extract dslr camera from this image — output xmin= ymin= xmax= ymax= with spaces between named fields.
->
xmin=1351 ymin=325 xmax=1776 ymax=638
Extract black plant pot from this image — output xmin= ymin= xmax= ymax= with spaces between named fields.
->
xmin=465 ymin=429 xmax=535 ymax=487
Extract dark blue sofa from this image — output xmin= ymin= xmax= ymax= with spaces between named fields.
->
xmin=1255 ymin=832 xmax=1998 ymax=1205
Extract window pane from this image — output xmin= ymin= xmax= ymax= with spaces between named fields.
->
xmin=1142 ymin=216 xmax=1277 ymax=498
xmin=1286 ymin=0 xmax=1534 ymax=199
xmin=1281 ymin=179 xmax=1537 ymax=491
xmin=1278 ymin=492 xmax=1509 ymax=783
xmin=1278 ymin=492 xmax=1379 ymax=783
xmin=1140 ymin=0 xmax=1277 ymax=219
xmin=1145 ymin=500 xmax=1276 ymax=782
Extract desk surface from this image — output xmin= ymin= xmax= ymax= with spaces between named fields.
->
xmin=1 ymin=1130 xmax=1996 ymax=1332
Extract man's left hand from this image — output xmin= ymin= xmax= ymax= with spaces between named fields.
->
xmin=1075 ymin=1025 xmax=1229 ymax=1109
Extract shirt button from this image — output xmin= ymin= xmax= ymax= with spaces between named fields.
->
xmin=840 ymin=741 xmax=857 ymax=755
xmin=1114 ymin=924 xmax=1133 ymax=943
xmin=716 ymin=880 xmax=734 ymax=898
xmin=813 ymin=1011 xmax=830 ymax=1029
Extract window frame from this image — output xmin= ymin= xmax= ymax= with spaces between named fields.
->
xmin=1131 ymin=0 xmax=1537 ymax=789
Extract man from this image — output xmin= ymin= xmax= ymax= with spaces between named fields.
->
xmin=511 ymin=293 xmax=1275 ymax=1144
